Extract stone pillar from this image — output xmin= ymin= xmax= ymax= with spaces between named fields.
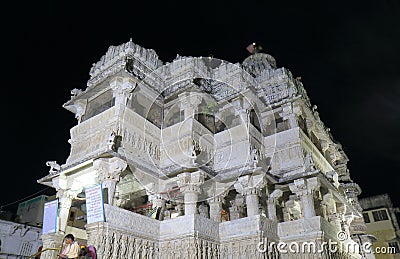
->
xmin=205 ymin=182 xmax=229 ymax=222
xmin=289 ymin=177 xmax=320 ymax=218
xmin=57 ymin=189 xmax=80 ymax=233
xmin=177 ymin=171 xmax=205 ymax=215
xmin=267 ymin=189 xmax=283 ymax=221
xmin=40 ymin=233 xmax=64 ymax=259
xmin=234 ymin=174 xmax=265 ymax=217
xmin=229 ymin=195 xmax=245 ymax=220
xmin=110 ymin=76 xmax=136 ymax=106
xmin=208 ymin=200 xmax=222 ymax=222
xmin=184 ymin=190 xmax=199 ymax=215
xmin=94 ymin=157 xmax=127 ymax=206
xmin=178 ymin=92 xmax=202 ymax=119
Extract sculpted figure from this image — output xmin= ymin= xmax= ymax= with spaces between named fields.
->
xmin=46 ymin=161 xmax=61 ymax=174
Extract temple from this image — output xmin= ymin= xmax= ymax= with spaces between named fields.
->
xmin=37 ymin=39 xmax=375 ymax=258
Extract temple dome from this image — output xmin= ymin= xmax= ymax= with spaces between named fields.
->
xmin=242 ymin=52 xmax=277 ymax=77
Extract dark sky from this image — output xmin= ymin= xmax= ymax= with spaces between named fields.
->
xmin=1 ymin=1 xmax=399 ymax=213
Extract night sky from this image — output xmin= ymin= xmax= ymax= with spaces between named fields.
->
xmin=2 ymin=1 xmax=399 ymax=213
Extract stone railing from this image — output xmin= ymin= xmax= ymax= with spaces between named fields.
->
xmin=117 ymin=105 xmax=161 ymax=164
xmin=220 ymin=215 xmax=278 ymax=243
xmin=278 ymin=216 xmax=339 ymax=241
xmin=160 ymin=214 xmax=219 ymax=241
xmin=104 ymin=204 xmax=159 ymax=238
xmin=160 ymin=118 xmax=216 ymax=171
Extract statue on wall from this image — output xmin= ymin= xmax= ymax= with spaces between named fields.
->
xmin=304 ymin=152 xmax=315 ymax=171
xmin=46 ymin=161 xmax=61 ymax=174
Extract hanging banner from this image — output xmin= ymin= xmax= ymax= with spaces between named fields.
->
xmin=85 ymin=184 xmax=105 ymax=224
xmin=42 ymin=199 xmax=58 ymax=234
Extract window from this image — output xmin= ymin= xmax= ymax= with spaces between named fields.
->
xmin=363 ymin=213 xmax=370 ymax=223
xmin=82 ymin=90 xmax=114 ymax=121
xmin=372 ymin=209 xmax=389 ymax=221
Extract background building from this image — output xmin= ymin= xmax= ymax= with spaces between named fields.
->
xmin=360 ymin=194 xmax=400 ymax=258
xmin=37 ymin=40 xmax=374 ymax=258
xmin=0 ymin=195 xmax=50 ymax=258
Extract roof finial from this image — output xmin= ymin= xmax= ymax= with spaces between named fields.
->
xmin=246 ymin=42 xmax=263 ymax=54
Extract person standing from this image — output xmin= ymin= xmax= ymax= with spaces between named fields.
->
xmin=58 ymin=234 xmax=80 ymax=259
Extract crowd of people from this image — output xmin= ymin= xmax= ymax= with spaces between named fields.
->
xmin=57 ymin=234 xmax=97 ymax=259
xmin=30 ymin=233 xmax=97 ymax=259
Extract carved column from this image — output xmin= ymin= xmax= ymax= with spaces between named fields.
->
xmin=94 ymin=157 xmax=128 ymax=206
xmin=206 ymin=182 xmax=229 ymax=222
xmin=177 ymin=171 xmax=205 ymax=215
xmin=40 ymin=233 xmax=64 ymax=259
xmin=267 ymin=189 xmax=283 ymax=221
xmin=289 ymin=177 xmax=320 ymax=218
xmin=178 ymin=92 xmax=202 ymax=119
xmin=234 ymin=174 xmax=265 ymax=216
xmin=57 ymin=189 xmax=80 ymax=233
xmin=229 ymin=195 xmax=245 ymax=220
xmin=208 ymin=196 xmax=224 ymax=222
xmin=110 ymin=76 xmax=136 ymax=106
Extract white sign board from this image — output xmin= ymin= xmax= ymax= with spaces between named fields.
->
xmin=42 ymin=199 xmax=58 ymax=234
xmin=85 ymin=184 xmax=105 ymax=224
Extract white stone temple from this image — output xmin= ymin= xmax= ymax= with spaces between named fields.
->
xmin=37 ymin=39 xmax=375 ymax=258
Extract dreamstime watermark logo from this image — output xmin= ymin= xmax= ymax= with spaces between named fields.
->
xmin=336 ymin=230 xmax=348 ymax=241
xmin=256 ymin=231 xmax=387 ymax=255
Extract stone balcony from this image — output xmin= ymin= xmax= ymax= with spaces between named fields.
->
xmin=100 ymin=203 xmax=278 ymax=242
xmin=66 ymin=105 xmax=161 ymax=168
xmin=265 ymin=127 xmax=334 ymax=178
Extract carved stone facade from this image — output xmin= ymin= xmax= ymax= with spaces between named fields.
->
xmin=37 ymin=40 xmax=375 ymax=258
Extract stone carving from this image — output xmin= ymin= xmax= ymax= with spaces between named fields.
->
xmin=94 ymin=157 xmax=128 ymax=182
xmin=250 ymin=147 xmax=259 ymax=168
xmin=189 ymin=144 xmax=198 ymax=165
xmin=107 ymin=131 xmax=118 ymax=151
xmin=321 ymin=192 xmax=337 ymax=220
xmin=267 ymin=189 xmax=283 ymax=220
xmin=284 ymin=197 xmax=302 ymax=221
xmin=198 ymin=203 xmax=209 ymax=218
xmin=326 ymin=170 xmax=339 ymax=188
xmin=46 ymin=161 xmax=61 ymax=174
xmin=70 ymin=88 xmax=83 ymax=97
xmin=229 ymin=194 xmax=245 ymax=220
xmin=304 ymin=152 xmax=315 ymax=171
